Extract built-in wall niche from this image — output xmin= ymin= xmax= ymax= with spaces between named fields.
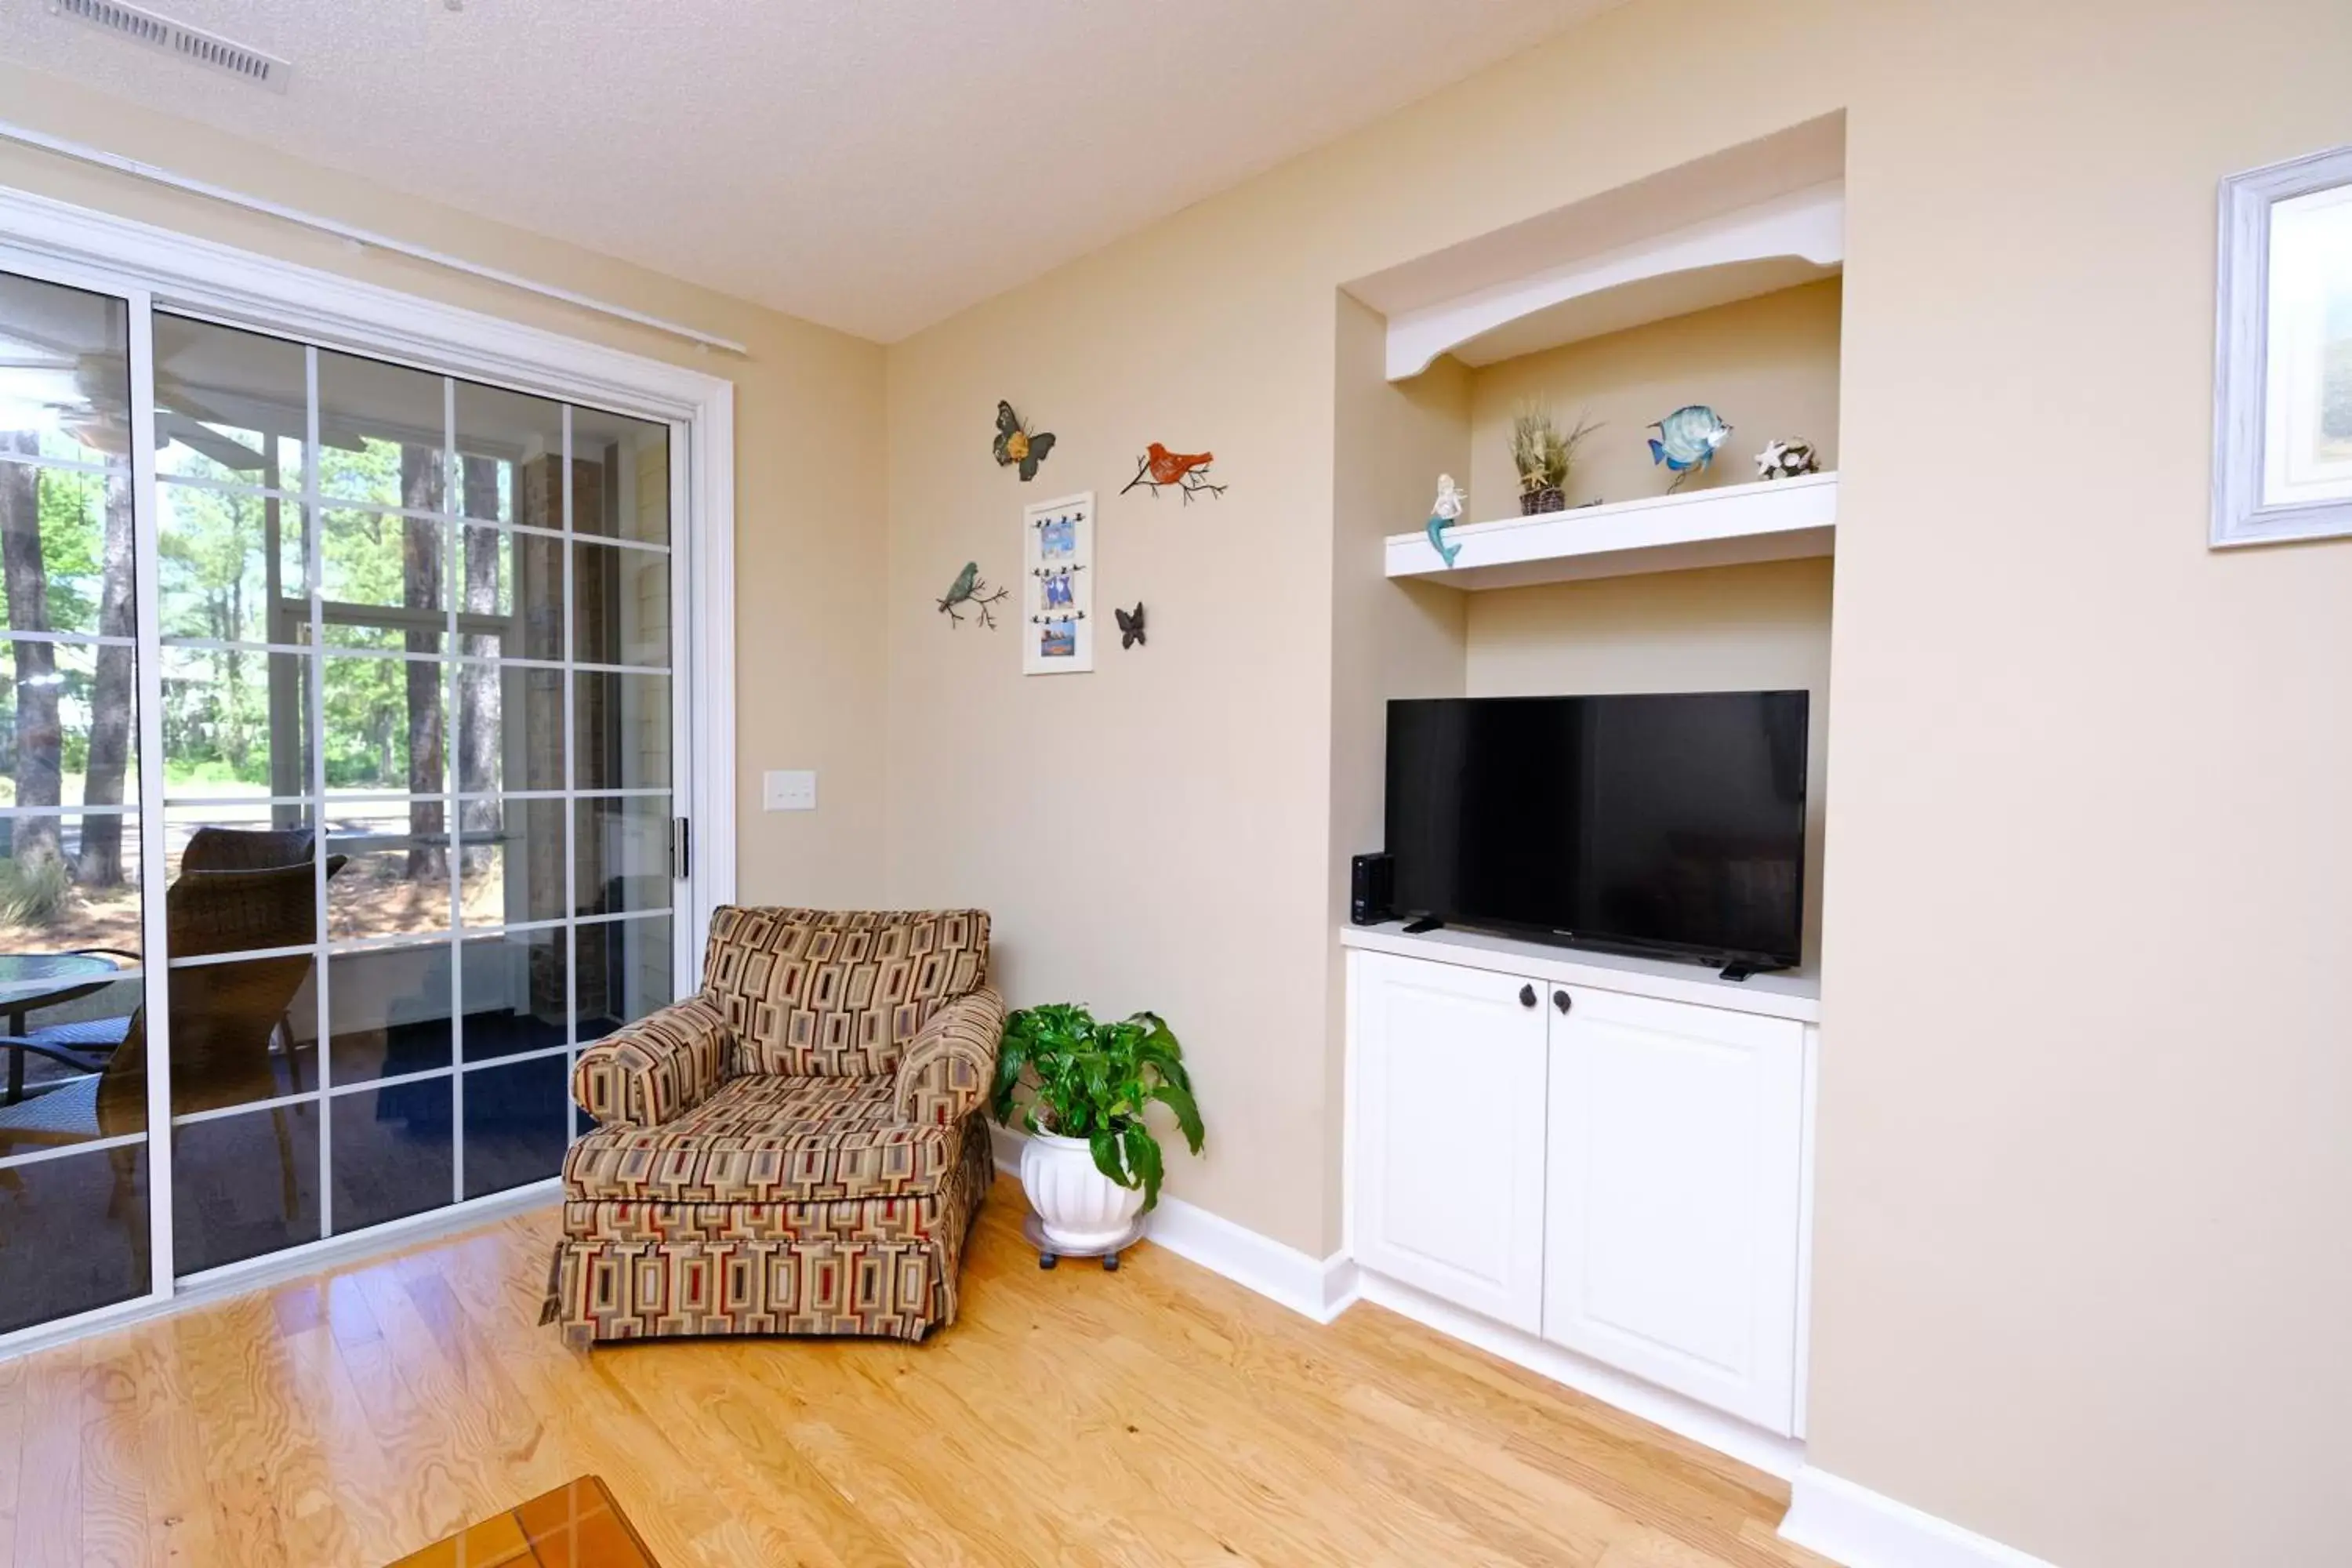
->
xmin=1351 ymin=114 xmax=1846 ymax=590
xmin=1335 ymin=117 xmax=1847 ymax=970
xmin=1463 ymin=278 xmax=1839 ymax=516
xmin=1381 ymin=276 xmax=1842 ymax=590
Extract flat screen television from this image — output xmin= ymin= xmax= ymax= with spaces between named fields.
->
xmin=1385 ymin=691 xmax=1809 ymax=971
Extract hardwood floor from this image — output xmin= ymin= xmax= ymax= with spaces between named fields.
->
xmin=0 ymin=1176 xmax=1832 ymax=1566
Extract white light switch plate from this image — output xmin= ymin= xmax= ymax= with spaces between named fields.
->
xmin=763 ymin=769 xmax=817 ymax=811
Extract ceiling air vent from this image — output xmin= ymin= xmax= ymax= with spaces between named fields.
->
xmin=47 ymin=0 xmax=291 ymax=93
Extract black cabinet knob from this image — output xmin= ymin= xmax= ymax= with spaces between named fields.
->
xmin=1518 ymin=983 xmax=1537 ymax=1007
xmin=1553 ymin=989 xmax=1572 ymax=1014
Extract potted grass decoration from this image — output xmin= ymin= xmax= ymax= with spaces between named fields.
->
xmin=991 ymin=1004 xmax=1205 ymax=1268
xmin=1511 ymin=405 xmax=1600 ymax=514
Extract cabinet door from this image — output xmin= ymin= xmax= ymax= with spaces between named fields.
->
xmin=1353 ymin=951 xmax=1548 ymax=1332
xmin=1543 ymin=988 xmax=1806 ymax=1432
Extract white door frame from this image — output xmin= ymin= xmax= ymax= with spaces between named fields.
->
xmin=0 ymin=181 xmax=736 ymax=1358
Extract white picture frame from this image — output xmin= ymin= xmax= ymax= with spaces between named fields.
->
xmin=2213 ymin=142 xmax=2352 ymax=547
xmin=1022 ymin=489 xmax=1094 ymax=674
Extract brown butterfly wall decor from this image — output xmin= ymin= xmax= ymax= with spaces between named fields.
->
xmin=993 ymin=401 xmax=1055 ymax=481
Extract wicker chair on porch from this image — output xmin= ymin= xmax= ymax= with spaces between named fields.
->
xmin=0 ymin=844 xmax=344 ymax=1213
xmin=546 ymin=906 xmax=1004 ymax=1345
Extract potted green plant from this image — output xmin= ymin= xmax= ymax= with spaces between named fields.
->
xmin=1511 ymin=404 xmax=1600 ymax=514
xmin=990 ymin=1004 xmax=1206 ymax=1253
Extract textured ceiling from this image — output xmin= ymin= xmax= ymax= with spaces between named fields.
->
xmin=0 ymin=0 xmax=1617 ymax=342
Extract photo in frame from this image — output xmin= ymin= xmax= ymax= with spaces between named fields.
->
xmin=2213 ymin=143 xmax=2352 ymax=546
xmin=1022 ymin=491 xmax=1094 ymax=674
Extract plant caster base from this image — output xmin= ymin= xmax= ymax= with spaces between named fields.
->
xmin=1037 ymin=1250 xmax=1120 ymax=1271
xmin=1022 ymin=1212 xmax=1142 ymax=1274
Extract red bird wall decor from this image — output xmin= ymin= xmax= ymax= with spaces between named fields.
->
xmin=1121 ymin=442 xmax=1226 ymax=503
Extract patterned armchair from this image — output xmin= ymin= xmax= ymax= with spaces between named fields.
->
xmin=545 ymin=907 xmax=1003 ymax=1346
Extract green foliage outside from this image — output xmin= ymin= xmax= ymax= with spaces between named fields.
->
xmin=151 ymin=434 xmax=469 ymax=790
xmin=0 ymin=432 xmax=492 ymax=803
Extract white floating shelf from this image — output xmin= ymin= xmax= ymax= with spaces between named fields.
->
xmin=1385 ymin=472 xmax=1837 ymax=590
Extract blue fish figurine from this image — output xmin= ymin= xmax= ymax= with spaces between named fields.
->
xmin=1647 ymin=405 xmax=1733 ymax=488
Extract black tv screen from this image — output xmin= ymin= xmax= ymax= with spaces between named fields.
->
xmin=1385 ymin=691 xmax=1808 ymax=967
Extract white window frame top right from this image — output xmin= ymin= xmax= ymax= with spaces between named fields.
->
xmin=2212 ymin=141 xmax=2352 ymax=548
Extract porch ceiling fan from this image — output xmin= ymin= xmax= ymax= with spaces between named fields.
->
xmin=0 ymin=332 xmax=325 ymax=476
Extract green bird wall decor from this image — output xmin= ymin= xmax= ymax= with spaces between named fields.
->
xmin=937 ymin=561 xmax=1009 ymax=629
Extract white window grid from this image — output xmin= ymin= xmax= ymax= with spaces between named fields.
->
xmin=0 ymin=324 xmax=686 ymax=1273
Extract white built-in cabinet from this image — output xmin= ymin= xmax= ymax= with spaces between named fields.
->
xmin=1346 ymin=930 xmax=1817 ymax=1440
xmin=1352 ymin=954 xmax=1550 ymax=1331
xmin=1543 ymin=984 xmax=1806 ymax=1429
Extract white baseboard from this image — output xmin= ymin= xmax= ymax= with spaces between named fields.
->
xmin=1354 ymin=1269 xmax=1805 ymax=1481
xmin=1780 ymin=1467 xmax=2062 ymax=1568
xmin=989 ymin=1125 xmax=1356 ymax=1323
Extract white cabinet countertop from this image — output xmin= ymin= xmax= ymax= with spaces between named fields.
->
xmin=1340 ymin=922 xmax=1820 ymax=1024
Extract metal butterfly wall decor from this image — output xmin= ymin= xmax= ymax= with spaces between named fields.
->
xmin=1121 ymin=443 xmax=1225 ymax=502
xmin=936 ymin=561 xmax=1009 ymax=628
xmin=993 ymin=401 xmax=1056 ymax=481
xmin=1114 ymin=602 xmax=1146 ymax=649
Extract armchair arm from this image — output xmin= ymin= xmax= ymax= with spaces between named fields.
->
xmin=570 ymin=994 xmax=733 ymax=1128
xmin=893 ymin=988 xmax=1006 ymax=1127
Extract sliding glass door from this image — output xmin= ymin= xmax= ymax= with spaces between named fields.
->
xmin=0 ymin=260 xmax=693 ymax=1338
xmin=0 ymin=268 xmax=151 ymax=1335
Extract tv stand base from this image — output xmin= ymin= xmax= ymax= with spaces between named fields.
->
xmin=1401 ymin=916 xmax=1445 ymax=935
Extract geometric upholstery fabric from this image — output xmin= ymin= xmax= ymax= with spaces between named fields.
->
xmin=550 ymin=1116 xmax=993 ymax=1346
xmin=701 ymin=906 xmax=990 ymax=1078
xmin=564 ymin=1072 xmax=956 ymax=1205
xmin=570 ymin=994 xmax=731 ymax=1129
xmin=550 ymin=906 xmax=1001 ymax=1347
xmin=893 ymin=986 xmax=1006 ymax=1127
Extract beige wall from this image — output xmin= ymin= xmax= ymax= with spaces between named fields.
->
xmin=1814 ymin=7 xmax=2352 ymax=1561
xmin=0 ymin=62 xmax=890 ymax=909
xmin=1465 ymin=278 xmax=1843 ymax=514
xmin=1465 ymin=558 xmax=1834 ymax=967
xmin=881 ymin=2 xmax=2352 ymax=1564
xmin=880 ymin=190 xmax=1347 ymax=1250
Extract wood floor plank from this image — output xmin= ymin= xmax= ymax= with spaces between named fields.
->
xmin=270 ymin=1280 xmax=408 ymax=1562
xmin=0 ymin=1350 xmax=27 ymax=1568
xmin=11 ymin=1334 xmax=87 ymax=1568
xmin=0 ymin=1175 xmax=1824 ymax=1566
xmin=123 ymin=1320 xmax=224 ymax=1568
xmin=79 ymin=1334 xmax=150 ymax=1568
xmin=176 ymin=1294 xmax=322 ymax=1567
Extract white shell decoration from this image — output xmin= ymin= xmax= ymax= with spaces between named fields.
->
xmin=1755 ymin=438 xmax=1819 ymax=481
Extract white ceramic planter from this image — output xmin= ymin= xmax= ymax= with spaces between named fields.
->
xmin=1019 ymin=1130 xmax=1146 ymax=1251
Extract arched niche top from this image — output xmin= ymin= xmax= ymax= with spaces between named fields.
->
xmin=1381 ymin=182 xmax=1843 ymax=381
xmin=1345 ymin=113 xmax=1847 ymax=382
